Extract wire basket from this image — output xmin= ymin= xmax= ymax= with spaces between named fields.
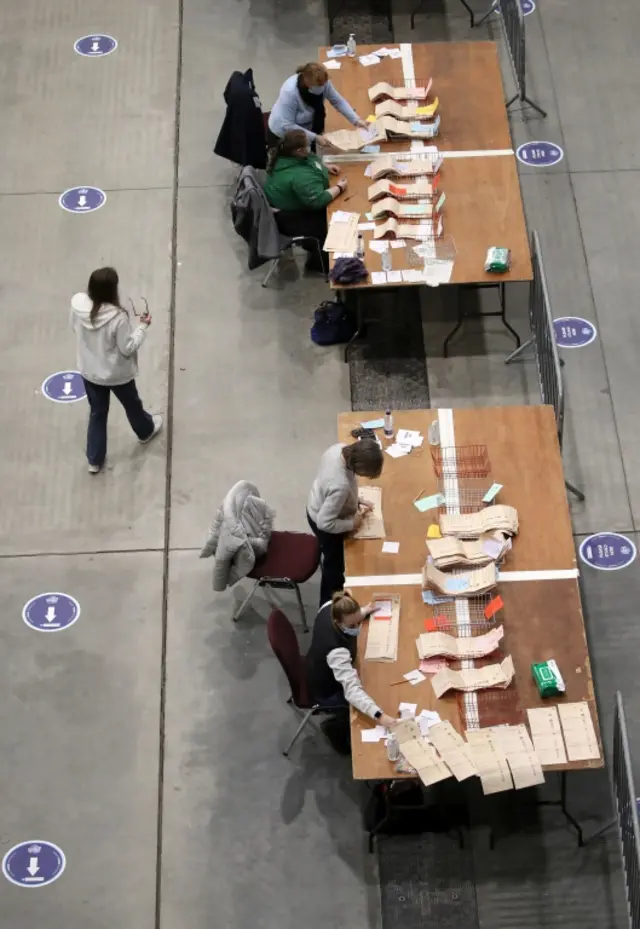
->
xmin=437 ymin=478 xmax=494 ymax=515
xmin=431 ymin=444 xmax=491 ymax=479
xmin=405 ymin=227 xmax=453 ymax=258
xmin=427 ymin=591 xmax=503 ymax=630
xmin=393 ymin=150 xmax=443 ymax=177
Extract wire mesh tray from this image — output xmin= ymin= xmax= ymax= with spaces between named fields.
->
xmin=427 ymin=591 xmax=503 ymax=630
xmin=431 ymin=444 xmax=491 ymax=479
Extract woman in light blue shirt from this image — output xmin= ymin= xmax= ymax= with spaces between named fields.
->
xmin=268 ymin=61 xmax=367 ymax=148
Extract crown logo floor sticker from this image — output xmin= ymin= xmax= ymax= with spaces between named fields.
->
xmin=579 ymin=533 xmax=637 ymax=571
xmin=3 ymin=841 xmax=66 ymax=888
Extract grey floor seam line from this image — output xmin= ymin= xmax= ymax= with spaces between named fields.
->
xmin=0 ymin=546 xmax=202 ymax=559
xmin=534 ymin=3 xmax=637 ymax=532
xmin=155 ymin=0 xmax=184 ymax=925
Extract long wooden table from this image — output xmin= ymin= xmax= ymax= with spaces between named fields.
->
xmin=319 ymin=42 xmax=532 ymax=288
xmin=337 ymin=407 xmax=603 ymax=781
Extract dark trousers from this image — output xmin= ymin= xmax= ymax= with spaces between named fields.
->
xmin=83 ymin=378 xmax=154 ymax=466
xmin=307 ymin=511 xmax=346 ymax=606
xmin=275 ymin=209 xmax=328 ymax=270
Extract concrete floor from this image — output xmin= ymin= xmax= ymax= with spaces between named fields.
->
xmin=0 ymin=0 xmax=638 ymax=927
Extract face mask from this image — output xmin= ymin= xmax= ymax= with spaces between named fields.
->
xmin=341 ymin=624 xmax=361 ymax=637
xmin=309 ymin=85 xmax=325 ymax=96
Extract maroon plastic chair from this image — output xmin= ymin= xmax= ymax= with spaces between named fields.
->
xmin=267 ymin=608 xmax=334 ymax=756
xmin=233 ymin=531 xmax=320 ymax=631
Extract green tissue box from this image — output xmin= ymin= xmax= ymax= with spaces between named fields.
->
xmin=531 ymin=659 xmax=566 ymax=697
xmin=485 ymin=247 xmax=511 ymax=273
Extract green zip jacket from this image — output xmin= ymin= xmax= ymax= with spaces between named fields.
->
xmin=264 ymin=154 xmax=332 ymax=212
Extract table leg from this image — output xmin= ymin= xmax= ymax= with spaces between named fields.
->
xmin=443 ymin=283 xmax=520 ymax=357
xmin=344 ymin=291 xmax=364 ymax=363
xmin=537 ymin=772 xmax=585 ymax=847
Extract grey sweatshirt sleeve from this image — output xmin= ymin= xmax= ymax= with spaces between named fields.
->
xmin=326 ymin=647 xmax=382 ymax=719
xmin=324 ymin=80 xmax=360 ymax=125
xmin=115 ymin=315 xmax=149 ymax=358
xmin=315 ymin=486 xmax=356 ymax=534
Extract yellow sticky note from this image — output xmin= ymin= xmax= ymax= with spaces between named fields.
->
xmin=427 ymin=524 xmax=442 ymax=539
xmin=366 ymin=114 xmax=376 ymax=122
xmin=416 ymin=98 xmax=439 ymax=117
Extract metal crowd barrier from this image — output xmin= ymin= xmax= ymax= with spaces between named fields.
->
xmin=475 ymin=0 xmax=546 ymax=116
xmin=505 ymin=230 xmax=585 ymax=501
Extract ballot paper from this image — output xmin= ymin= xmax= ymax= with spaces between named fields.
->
xmin=352 ymin=485 xmax=385 ymax=539
xmin=428 ymin=721 xmax=478 ymax=781
xmin=359 ymin=53 xmax=381 ymax=66
xmin=386 ymin=270 xmax=403 ymax=284
xmin=371 ymin=197 xmax=435 ymax=220
xmin=378 ymin=114 xmax=441 ymax=140
xmin=558 ymin=702 xmax=601 ymax=762
xmin=395 ymin=719 xmax=452 ymax=786
xmin=371 ymin=272 xmax=388 ymax=285
xmin=416 ymin=625 xmax=504 ymax=661
xmin=323 ymin=59 xmax=342 ymax=69
xmin=439 ymin=505 xmax=519 ymax=539
xmin=369 ymin=240 xmax=389 ymax=253
xmin=527 ymin=706 xmax=568 ymax=765
xmin=422 ymin=259 xmax=454 ymax=287
xmin=374 ymin=97 xmax=439 ymax=121
xmin=324 ymin=211 xmax=360 ymax=253
xmin=366 ymin=154 xmax=440 ymax=181
xmin=388 ymin=48 xmax=403 ymax=58
xmin=391 ymin=239 xmax=406 ymax=248
xmin=431 ymin=655 xmax=515 ymax=699
xmin=382 ymin=541 xmax=400 ymax=554
xmin=358 ymin=222 xmax=376 ymax=231
xmin=416 ymin=709 xmax=442 ymax=736
xmin=395 ymin=428 xmax=423 ymax=447
xmin=324 ymin=123 xmax=387 ymax=152
xmin=368 ymin=177 xmax=436 ymax=201
xmin=372 ymin=598 xmax=393 ymax=618
xmin=420 ymin=658 xmax=448 ymax=674
xmin=364 ymin=593 xmax=400 ymax=661
xmin=374 ymin=47 xmax=392 ymax=56
xmin=404 ymin=669 xmax=427 ymax=685
xmin=399 ymin=702 xmax=418 ymax=718
xmin=368 ymin=81 xmax=430 ymax=102
xmin=386 ymin=443 xmax=412 ymax=458
xmin=426 ymin=531 xmax=511 ymax=568
xmin=374 ymin=216 xmax=435 ymax=240
xmin=361 ymin=725 xmax=388 ymax=742
xmin=466 ymin=729 xmax=514 ymax=794
xmin=490 ymin=724 xmax=545 ymax=788
xmin=423 ymin=562 xmax=498 ymax=598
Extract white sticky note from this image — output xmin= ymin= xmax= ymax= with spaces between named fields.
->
xmin=358 ymin=222 xmax=376 ymax=230
xmin=386 ymin=443 xmax=411 ymax=458
xmin=483 ymin=482 xmax=503 ymax=503
xmin=361 ymin=725 xmax=388 ymax=742
xmin=331 ymin=210 xmax=351 ymax=223
xmin=390 ymin=239 xmax=406 ymax=248
xmin=399 ymin=702 xmax=418 ymax=718
xmin=374 ymin=47 xmax=391 ymax=56
xmin=359 ymin=53 xmax=381 ymax=66
xmin=369 ymin=240 xmax=389 ymax=253
xmin=404 ymin=669 xmax=427 ymax=686
xmin=386 ymin=270 xmax=403 ymax=283
xmin=371 ymin=271 xmax=387 ymax=285
xmin=323 ymin=60 xmax=341 ymax=69
xmin=388 ymin=47 xmax=402 ymax=58
xmin=382 ymin=541 xmax=400 ymax=554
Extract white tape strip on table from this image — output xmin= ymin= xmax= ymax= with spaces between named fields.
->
xmin=400 ymin=43 xmax=415 ymax=83
xmin=345 ymin=568 xmax=579 ymax=587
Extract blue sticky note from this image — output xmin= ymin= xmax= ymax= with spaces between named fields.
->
xmin=483 ymin=482 xmax=503 ymax=503
xmin=422 ymin=590 xmax=453 ymax=605
xmin=361 ymin=418 xmax=385 ymax=429
xmin=414 ymin=493 xmax=445 ymax=512
xmin=410 ymin=122 xmax=424 ymax=132
xmin=361 ymin=145 xmax=381 ymax=154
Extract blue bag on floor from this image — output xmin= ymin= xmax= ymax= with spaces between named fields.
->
xmin=311 ymin=301 xmax=355 ymax=346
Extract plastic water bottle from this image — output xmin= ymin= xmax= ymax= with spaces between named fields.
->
xmin=386 ymin=733 xmax=400 ymax=762
xmin=356 ymin=233 xmax=364 ymax=259
xmin=381 ymin=248 xmax=392 ymax=273
xmin=347 ymin=34 xmax=357 ymax=58
xmin=384 ymin=408 xmax=393 ymax=438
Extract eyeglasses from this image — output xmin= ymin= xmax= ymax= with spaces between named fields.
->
xmin=127 ymin=296 xmax=149 ymax=317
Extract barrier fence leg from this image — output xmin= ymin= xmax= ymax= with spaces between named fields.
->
xmin=565 ymin=480 xmax=586 ymax=503
xmin=521 ymin=93 xmax=548 ymax=118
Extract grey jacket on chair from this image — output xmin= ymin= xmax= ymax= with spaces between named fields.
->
xmin=231 ymin=166 xmax=284 ymax=269
xmin=200 ymin=481 xmax=275 ymax=591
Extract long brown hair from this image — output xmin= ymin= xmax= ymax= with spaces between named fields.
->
xmin=87 ymin=267 xmax=122 ymax=324
xmin=266 ymin=129 xmax=308 ymax=174
xmin=343 ymin=438 xmax=384 ymax=479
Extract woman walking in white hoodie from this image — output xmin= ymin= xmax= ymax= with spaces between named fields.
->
xmin=70 ymin=267 xmax=162 ymax=473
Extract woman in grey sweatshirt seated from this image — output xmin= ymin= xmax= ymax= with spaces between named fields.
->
xmin=307 ymin=438 xmax=384 ymax=606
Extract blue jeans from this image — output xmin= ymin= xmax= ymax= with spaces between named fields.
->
xmin=83 ymin=378 xmax=154 ymax=466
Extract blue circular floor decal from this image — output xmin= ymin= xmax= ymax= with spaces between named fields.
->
xmin=74 ymin=34 xmax=118 ymax=57
xmin=59 ymin=187 xmax=106 ymax=214
xmin=23 ymin=593 xmax=81 ymax=632
xmin=521 ymin=0 xmax=536 ymax=14
xmin=553 ymin=317 xmax=597 ymax=348
xmin=516 ymin=142 xmax=564 ymax=167
xmin=579 ymin=533 xmax=637 ymax=571
xmin=2 ymin=841 xmax=66 ymax=888
xmin=41 ymin=371 xmax=86 ymax=403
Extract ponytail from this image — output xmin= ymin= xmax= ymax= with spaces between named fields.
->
xmin=266 ymin=128 xmax=309 ymax=174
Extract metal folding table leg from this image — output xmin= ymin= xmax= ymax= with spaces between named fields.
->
xmin=344 ymin=291 xmax=364 ymax=362
xmin=443 ymin=283 xmax=520 ymax=356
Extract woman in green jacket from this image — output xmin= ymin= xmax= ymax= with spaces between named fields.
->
xmin=264 ymin=129 xmax=348 ymax=270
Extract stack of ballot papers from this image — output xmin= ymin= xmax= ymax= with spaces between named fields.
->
xmin=439 ymin=505 xmax=519 ymax=539
xmin=324 ymin=123 xmax=387 ymax=152
xmin=428 ymin=721 xmax=478 ymax=781
xmin=368 ymin=79 xmax=433 ymax=103
xmin=371 ymin=198 xmax=435 ymax=220
xmin=374 ymin=97 xmax=439 ymax=120
xmin=323 ymin=211 xmax=360 ymax=253
xmin=465 ymin=729 xmax=514 ymax=794
xmin=352 ymin=485 xmax=386 ymax=539
xmin=378 ymin=114 xmax=441 ymax=140
xmin=423 ymin=561 xmax=498 ymax=598
xmin=431 ymin=655 xmax=515 ymax=698
xmin=416 ymin=625 xmax=504 ymax=661
xmin=395 ymin=718 xmax=452 ymax=787
xmin=373 ymin=216 xmax=438 ymax=240
xmin=368 ymin=177 xmax=437 ymax=201
xmin=395 ymin=428 xmax=423 ymax=447
xmin=364 ymin=594 xmax=400 ymax=661
xmin=365 ymin=152 xmax=442 ymax=180
xmin=526 ymin=702 xmax=600 ymax=764
xmin=426 ymin=530 xmax=512 ymax=568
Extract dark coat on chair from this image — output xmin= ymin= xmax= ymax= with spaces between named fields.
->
xmin=214 ymin=69 xmax=267 ymax=170
xmin=231 ymin=167 xmax=285 ymax=269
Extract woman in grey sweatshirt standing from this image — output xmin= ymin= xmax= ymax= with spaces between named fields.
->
xmin=70 ymin=267 xmax=162 ymax=473
xmin=307 ymin=439 xmax=384 ymax=606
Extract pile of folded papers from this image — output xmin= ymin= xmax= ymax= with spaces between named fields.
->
xmin=426 ymin=530 xmax=511 ymax=568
